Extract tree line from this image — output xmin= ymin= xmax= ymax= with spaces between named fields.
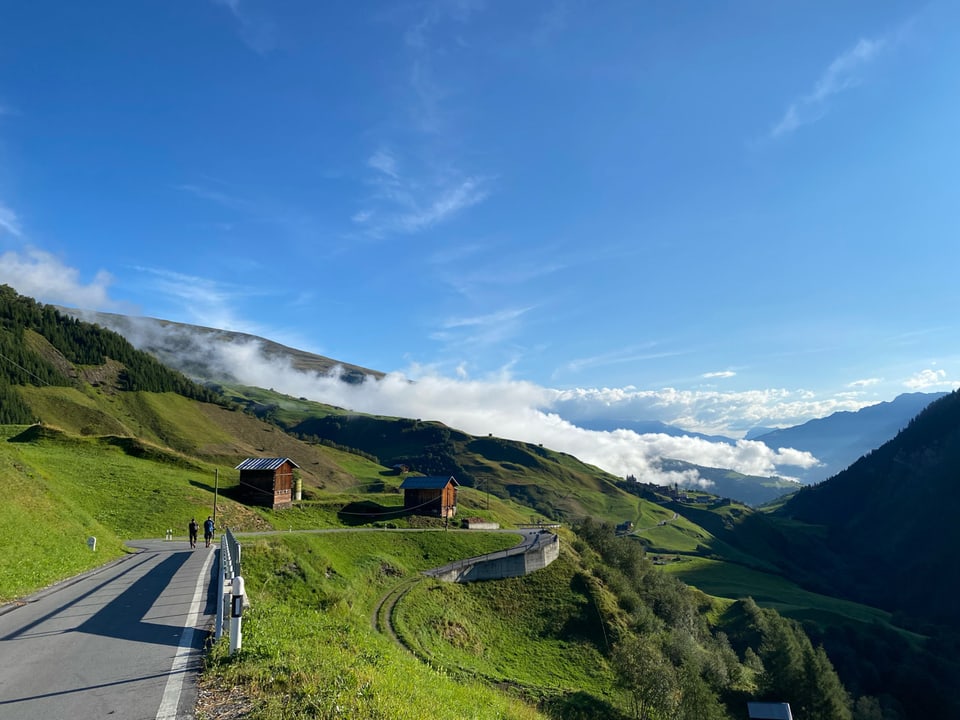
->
xmin=573 ymin=518 xmax=892 ymax=720
xmin=0 ymin=285 xmax=225 ymax=416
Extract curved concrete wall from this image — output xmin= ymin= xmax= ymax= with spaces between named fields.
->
xmin=425 ymin=531 xmax=560 ymax=583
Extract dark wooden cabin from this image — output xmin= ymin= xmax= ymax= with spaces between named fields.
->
xmin=399 ymin=475 xmax=459 ymax=518
xmin=235 ymin=457 xmax=300 ymax=509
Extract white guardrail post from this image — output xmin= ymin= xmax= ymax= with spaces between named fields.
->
xmin=229 ymin=575 xmax=246 ymax=653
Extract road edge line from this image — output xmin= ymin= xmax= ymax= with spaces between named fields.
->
xmin=155 ymin=549 xmax=216 ymax=720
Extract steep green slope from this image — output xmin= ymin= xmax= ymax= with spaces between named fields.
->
xmin=778 ymin=388 xmax=960 ymax=628
xmin=203 ymin=531 xmax=548 ymax=720
xmin=203 ymin=524 xmax=860 ymax=720
xmin=225 ymin=384 xmax=654 ymax=526
xmin=0 ymin=423 xmax=268 ymax=601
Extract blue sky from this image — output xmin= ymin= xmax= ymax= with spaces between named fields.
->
xmin=1 ymin=1 xmax=959 ymax=466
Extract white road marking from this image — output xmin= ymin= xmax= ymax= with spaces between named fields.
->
xmin=155 ymin=550 xmax=215 ymax=720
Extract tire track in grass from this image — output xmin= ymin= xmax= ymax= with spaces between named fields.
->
xmin=372 ymin=577 xmax=421 ymax=649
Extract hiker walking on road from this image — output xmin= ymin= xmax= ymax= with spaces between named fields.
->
xmin=188 ymin=518 xmax=199 ymax=549
xmin=204 ymin=516 xmax=215 ymax=548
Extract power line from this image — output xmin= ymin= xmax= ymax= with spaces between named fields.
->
xmin=0 ymin=350 xmax=56 ymax=387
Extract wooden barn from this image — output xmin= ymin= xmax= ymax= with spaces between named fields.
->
xmin=399 ymin=475 xmax=459 ymax=518
xmin=235 ymin=457 xmax=300 ymax=509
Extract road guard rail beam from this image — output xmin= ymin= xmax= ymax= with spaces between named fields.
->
xmin=215 ymin=528 xmax=243 ymax=645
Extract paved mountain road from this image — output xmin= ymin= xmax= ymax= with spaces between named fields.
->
xmin=0 ymin=540 xmax=217 ymax=720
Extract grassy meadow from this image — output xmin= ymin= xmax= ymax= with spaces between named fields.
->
xmin=392 ymin=547 xmax=621 ymax=712
xmin=203 ymin=532 xmax=550 ymax=720
xmin=663 ymin=556 xmax=906 ymax=630
xmin=0 ymin=423 xmax=262 ymax=601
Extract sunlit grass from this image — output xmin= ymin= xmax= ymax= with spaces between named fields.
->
xmin=204 ymin=532 xmax=546 ymax=720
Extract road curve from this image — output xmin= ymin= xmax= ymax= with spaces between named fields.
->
xmin=0 ymin=539 xmax=217 ymax=720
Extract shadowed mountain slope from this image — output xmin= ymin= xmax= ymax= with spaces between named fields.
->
xmin=777 ymin=389 xmax=960 ymax=628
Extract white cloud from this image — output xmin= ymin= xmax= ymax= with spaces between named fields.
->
xmin=0 ymin=203 xmax=22 ymax=237
xmin=904 ymin=368 xmax=958 ymax=390
xmin=770 ymin=36 xmax=887 ymax=138
xmin=84 ymin=318 xmax=822 ymax=486
xmin=175 ymin=346 xmax=820 ymax=484
xmin=551 ymin=386 xmax=874 ymax=438
xmin=0 ymin=248 xmax=117 ymax=310
xmin=703 ymin=370 xmax=735 ymax=379
xmin=848 ymin=377 xmax=881 ymax=388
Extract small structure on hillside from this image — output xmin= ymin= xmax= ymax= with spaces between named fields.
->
xmin=235 ymin=457 xmax=300 ymax=510
xmin=400 ymin=475 xmax=459 ymax=518
xmin=747 ymin=702 xmax=794 ymax=720
xmin=463 ymin=517 xmax=499 ymax=530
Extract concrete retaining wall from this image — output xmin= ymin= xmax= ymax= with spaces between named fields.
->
xmin=425 ymin=531 xmax=560 ymax=583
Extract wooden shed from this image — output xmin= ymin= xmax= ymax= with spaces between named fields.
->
xmin=399 ymin=475 xmax=459 ymax=518
xmin=235 ymin=457 xmax=300 ymax=509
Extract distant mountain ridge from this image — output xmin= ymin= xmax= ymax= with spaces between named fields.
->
xmin=752 ymin=391 xmax=947 ymax=484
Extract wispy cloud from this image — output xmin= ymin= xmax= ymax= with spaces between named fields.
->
xmin=210 ymin=0 xmax=277 ymax=54
xmin=0 ymin=247 xmax=119 ymax=310
xmin=133 ymin=266 xmax=269 ymax=332
xmin=430 ymin=306 xmax=532 ymax=353
xmin=177 ymin=183 xmax=250 ymax=211
xmin=562 ymin=344 xmax=691 ymax=375
xmin=769 ymin=36 xmax=887 ymax=139
xmin=354 ymin=2 xmax=492 ymax=238
xmin=396 ymin=177 xmax=487 ymax=232
xmin=367 ymin=149 xmax=400 ymax=179
xmin=442 ymin=307 xmax=532 ymax=330
xmin=703 ymin=370 xmax=736 ymax=379
xmin=0 ymin=203 xmax=22 ymax=237
xmin=848 ymin=377 xmax=881 ymax=388
xmin=354 ymin=149 xmax=489 ymax=237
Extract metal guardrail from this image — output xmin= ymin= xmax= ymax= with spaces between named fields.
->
xmin=215 ymin=529 xmax=242 ymax=641
xmin=223 ymin=528 xmax=241 ymax=578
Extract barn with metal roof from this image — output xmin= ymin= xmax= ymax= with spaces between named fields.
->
xmin=235 ymin=457 xmax=300 ymax=509
xmin=399 ymin=475 xmax=459 ymax=518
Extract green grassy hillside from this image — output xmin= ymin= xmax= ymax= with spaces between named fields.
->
xmin=223 ymin=384 xmax=657 ymax=526
xmin=203 ymin=531 xmax=548 ymax=720
xmin=2 ymin=287 xmax=947 ymax=718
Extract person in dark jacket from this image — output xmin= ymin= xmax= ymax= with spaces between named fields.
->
xmin=188 ymin=518 xmax=199 ymax=548
xmin=204 ymin=516 xmax=215 ymax=547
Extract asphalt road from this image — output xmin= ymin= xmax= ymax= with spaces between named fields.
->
xmin=0 ymin=540 xmax=218 ymax=720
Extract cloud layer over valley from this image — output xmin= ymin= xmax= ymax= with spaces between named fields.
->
xmin=96 ymin=315 xmax=822 ymax=487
